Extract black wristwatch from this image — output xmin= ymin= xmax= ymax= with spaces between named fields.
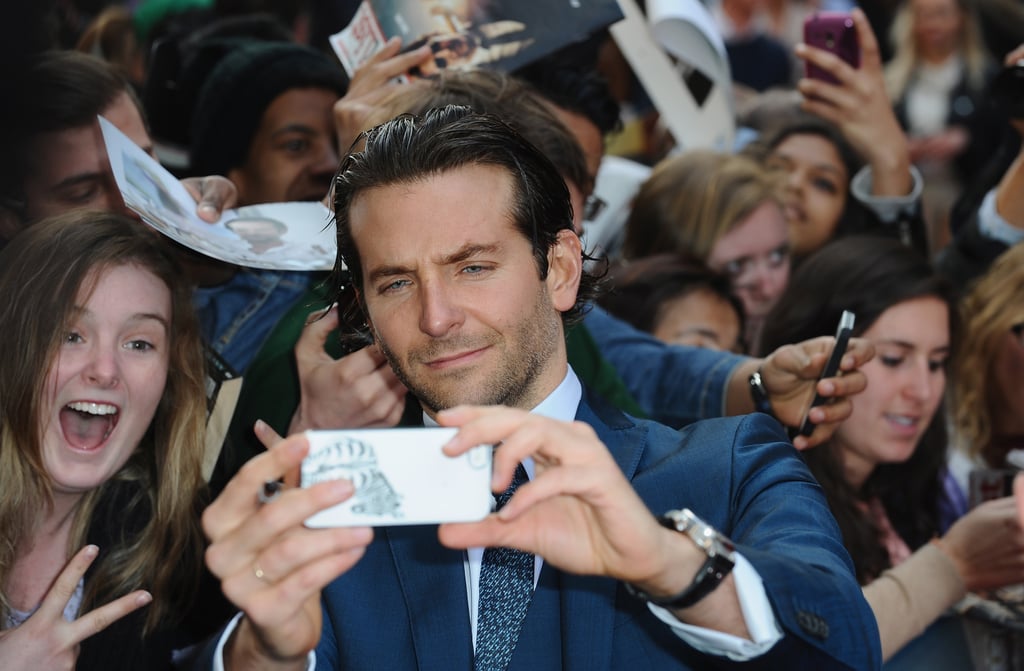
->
xmin=625 ymin=509 xmax=736 ymax=609
xmin=748 ymin=367 xmax=774 ymax=416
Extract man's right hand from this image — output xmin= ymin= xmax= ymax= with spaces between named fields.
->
xmin=203 ymin=435 xmax=373 ymax=669
xmin=288 ymin=305 xmax=407 ymax=434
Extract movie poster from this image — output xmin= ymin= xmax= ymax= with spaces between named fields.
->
xmin=331 ymin=0 xmax=622 ymax=76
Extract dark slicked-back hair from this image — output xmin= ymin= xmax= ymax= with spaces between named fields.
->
xmin=360 ymin=69 xmax=590 ymax=198
xmin=332 ymin=105 xmax=598 ymax=327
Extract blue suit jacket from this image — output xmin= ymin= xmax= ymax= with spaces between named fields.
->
xmin=301 ymin=391 xmax=880 ymax=670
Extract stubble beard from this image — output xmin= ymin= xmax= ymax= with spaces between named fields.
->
xmin=373 ymin=286 xmax=564 ymax=414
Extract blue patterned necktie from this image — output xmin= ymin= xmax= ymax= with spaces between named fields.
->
xmin=474 ymin=463 xmax=534 ymax=671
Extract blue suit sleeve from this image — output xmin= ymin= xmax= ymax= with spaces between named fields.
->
xmin=583 ymin=305 xmax=746 ymax=427
xmin=632 ymin=413 xmax=881 ymax=670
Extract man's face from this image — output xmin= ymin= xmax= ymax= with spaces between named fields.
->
xmin=21 ymin=92 xmax=151 ymax=223
xmin=228 ymin=87 xmax=340 ymax=206
xmin=350 ymin=164 xmax=581 ymax=416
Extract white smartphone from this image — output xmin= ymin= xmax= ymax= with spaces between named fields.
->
xmin=301 ymin=427 xmax=493 ymax=527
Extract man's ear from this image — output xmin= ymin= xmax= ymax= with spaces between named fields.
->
xmin=546 ymin=228 xmax=583 ymax=313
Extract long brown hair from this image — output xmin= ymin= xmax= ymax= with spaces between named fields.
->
xmin=760 ymin=237 xmax=956 ymax=583
xmin=0 ymin=212 xmax=207 ymax=633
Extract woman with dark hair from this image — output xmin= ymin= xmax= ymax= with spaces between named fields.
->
xmin=743 ymin=9 xmax=930 ymax=261
xmin=760 ymin=236 xmax=1024 ymax=665
xmin=748 ymin=112 xmax=930 ymax=262
xmin=0 ymin=212 xmax=230 ymax=669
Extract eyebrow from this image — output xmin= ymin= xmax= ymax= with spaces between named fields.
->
xmin=438 ymin=242 xmax=500 ymax=266
xmin=875 ymin=338 xmax=950 ymax=354
xmin=72 ymin=306 xmax=170 ymax=332
xmin=678 ymin=327 xmax=722 ymax=342
xmin=130 ymin=312 xmax=171 ymax=331
xmin=51 ymin=172 xmax=104 ymax=193
xmin=809 ymin=164 xmax=845 ymax=179
xmin=270 ymin=124 xmax=318 ymax=139
xmin=772 ymin=153 xmax=845 ymax=178
xmin=366 ymin=243 xmax=502 ymax=285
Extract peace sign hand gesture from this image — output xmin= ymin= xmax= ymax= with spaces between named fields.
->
xmin=0 ymin=545 xmax=152 ymax=671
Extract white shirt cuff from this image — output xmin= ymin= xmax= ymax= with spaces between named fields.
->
xmin=977 ymin=188 xmax=1024 ymax=245
xmin=212 ymin=612 xmax=317 ymax=671
xmin=647 ymin=554 xmax=783 ymax=661
xmin=850 ymin=165 xmax=923 ymax=224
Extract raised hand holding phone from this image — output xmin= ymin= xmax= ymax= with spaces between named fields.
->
xmin=798 ymin=311 xmax=855 ymax=437
xmin=796 ymin=8 xmax=914 ymax=199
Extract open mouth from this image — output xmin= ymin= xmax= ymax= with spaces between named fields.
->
xmin=60 ymin=401 xmax=119 ymax=451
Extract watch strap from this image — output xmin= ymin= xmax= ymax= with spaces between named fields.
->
xmin=624 ymin=509 xmax=736 ymax=609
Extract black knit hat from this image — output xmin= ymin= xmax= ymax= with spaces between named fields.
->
xmin=188 ymin=40 xmax=346 ymax=176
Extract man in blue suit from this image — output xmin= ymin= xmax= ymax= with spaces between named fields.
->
xmin=200 ymin=106 xmax=880 ymax=670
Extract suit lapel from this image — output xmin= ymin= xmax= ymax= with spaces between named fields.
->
xmin=560 ymin=392 xmax=651 ymax=671
xmin=386 ymin=525 xmax=474 ymax=669
xmin=576 ymin=388 xmax=648 ymax=484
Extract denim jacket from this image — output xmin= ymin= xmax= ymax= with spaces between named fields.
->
xmin=192 ymin=268 xmax=314 ymax=374
xmin=583 ymin=305 xmax=745 ymax=428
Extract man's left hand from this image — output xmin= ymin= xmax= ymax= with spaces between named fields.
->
xmin=437 ymin=406 xmax=694 ymax=587
xmin=436 ymin=405 xmax=748 ymax=637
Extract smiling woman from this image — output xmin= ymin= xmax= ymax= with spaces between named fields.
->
xmin=0 ymin=212 xmax=230 ymax=669
xmin=760 ymin=236 xmax=1024 ymax=664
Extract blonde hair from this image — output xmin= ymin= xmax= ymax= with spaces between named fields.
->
xmin=951 ymin=244 xmax=1024 ymax=461
xmin=622 ymin=150 xmax=784 ymax=261
xmin=885 ymin=0 xmax=990 ymax=100
xmin=0 ymin=212 xmax=207 ymax=634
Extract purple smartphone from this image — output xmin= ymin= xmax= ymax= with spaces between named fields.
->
xmin=803 ymin=12 xmax=861 ymax=84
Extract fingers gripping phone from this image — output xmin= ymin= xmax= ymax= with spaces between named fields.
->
xmin=803 ymin=12 xmax=861 ymax=84
xmin=797 ymin=310 xmax=855 ymax=437
xmin=301 ymin=428 xmax=493 ymax=527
